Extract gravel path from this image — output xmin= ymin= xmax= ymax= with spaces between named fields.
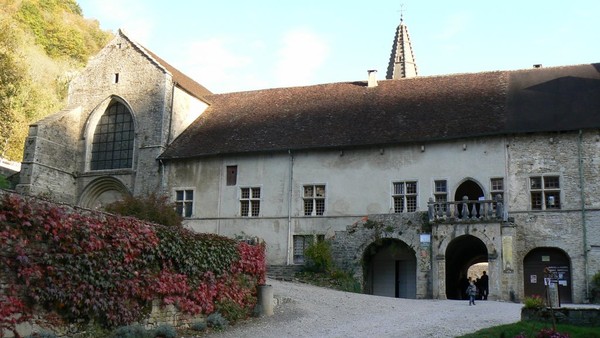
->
xmin=210 ymin=278 xmax=523 ymax=337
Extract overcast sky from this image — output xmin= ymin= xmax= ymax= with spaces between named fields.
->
xmin=77 ymin=0 xmax=600 ymax=93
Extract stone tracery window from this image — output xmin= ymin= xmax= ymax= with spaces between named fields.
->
xmin=90 ymin=102 xmax=134 ymax=170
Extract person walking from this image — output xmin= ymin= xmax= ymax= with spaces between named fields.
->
xmin=466 ymin=280 xmax=478 ymax=305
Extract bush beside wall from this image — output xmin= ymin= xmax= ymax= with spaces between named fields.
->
xmin=0 ymin=191 xmax=266 ymax=337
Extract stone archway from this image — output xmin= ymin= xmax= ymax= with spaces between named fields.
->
xmin=363 ymin=238 xmax=417 ymax=299
xmin=78 ymin=177 xmax=130 ymax=210
xmin=445 ymin=235 xmax=488 ymax=300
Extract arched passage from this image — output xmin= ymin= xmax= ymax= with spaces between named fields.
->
xmin=363 ymin=238 xmax=416 ymax=299
xmin=79 ymin=177 xmax=130 ymax=210
xmin=445 ymin=235 xmax=488 ymax=300
xmin=523 ymin=247 xmax=572 ymax=303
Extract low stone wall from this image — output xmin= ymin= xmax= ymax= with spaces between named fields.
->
xmin=267 ymin=264 xmax=303 ymax=280
xmin=521 ymin=307 xmax=600 ymax=327
xmin=4 ymin=301 xmax=207 ymax=338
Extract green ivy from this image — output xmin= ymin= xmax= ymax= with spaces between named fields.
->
xmin=0 ymin=193 xmax=266 ymax=331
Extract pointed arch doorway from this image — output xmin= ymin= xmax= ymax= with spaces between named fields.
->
xmin=454 ymin=179 xmax=485 ymax=218
xmin=445 ymin=235 xmax=488 ymax=300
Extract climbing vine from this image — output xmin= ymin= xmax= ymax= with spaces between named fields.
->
xmin=0 ymin=193 xmax=266 ymax=333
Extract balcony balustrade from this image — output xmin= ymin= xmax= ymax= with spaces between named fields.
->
xmin=427 ymin=195 xmax=506 ymax=222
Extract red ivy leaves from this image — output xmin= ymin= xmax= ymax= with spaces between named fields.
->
xmin=0 ymin=193 xmax=266 ymax=330
xmin=0 ymin=292 xmax=32 ymax=337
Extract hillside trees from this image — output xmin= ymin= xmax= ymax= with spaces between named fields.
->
xmin=0 ymin=0 xmax=111 ymax=161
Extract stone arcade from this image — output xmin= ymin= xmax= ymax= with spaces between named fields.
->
xmin=17 ymin=19 xmax=600 ymax=303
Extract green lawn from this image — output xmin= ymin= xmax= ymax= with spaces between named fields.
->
xmin=459 ymin=320 xmax=600 ymax=338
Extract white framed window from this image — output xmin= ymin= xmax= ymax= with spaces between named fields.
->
xmin=303 ymin=185 xmax=325 ymax=216
xmin=530 ymin=176 xmax=560 ymax=210
xmin=240 ymin=187 xmax=261 ymax=217
xmin=393 ymin=181 xmax=418 ymax=213
xmin=175 ymin=189 xmax=193 ymax=217
xmin=490 ymin=177 xmax=504 ymax=201
xmin=293 ymin=234 xmax=325 ymax=264
xmin=434 ymin=180 xmax=448 ymax=211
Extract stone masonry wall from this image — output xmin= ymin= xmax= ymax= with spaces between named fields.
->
xmin=17 ymin=108 xmax=82 ymax=203
xmin=507 ymin=131 xmax=600 ymax=303
xmin=330 ymin=212 xmax=431 ymax=298
xmin=19 ymin=32 xmax=177 ymax=205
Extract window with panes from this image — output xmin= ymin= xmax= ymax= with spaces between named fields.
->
xmin=490 ymin=178 xmax=504 ymax=201
xmin=293 ymin=234 xmax=325 ymax=264
xmin=434 ymin=180 xmax=448 ymax=211
xmin=393 ymin=181 xmax=418 ymax=213
xmin=90 ymin=102 xmax=134 ymax=170
xmin=175 ymin=189 xmax=193 ymax=217
xmin=303 ymin=185 xmax=325 ymax=216
xmin=530 ymin=176 xmax=560 ymax=210
xmin=240 ymin=187 xmax=261 ymax=217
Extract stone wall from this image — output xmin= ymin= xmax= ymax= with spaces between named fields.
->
xmin=17 ymin=108 xmax=82 ymax=204
xmin=330 ymin=212 xmax=431 ymax=297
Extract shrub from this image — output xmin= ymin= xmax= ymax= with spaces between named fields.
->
xmin=0 ymin=175 xmax=10 ymax=189
xmin=206 ymin=312 xmax=229 ymax=330
xmin=329 ymin=269 xmax=362 ymax=293
xmin=303 ymin=240 xmax=333 ymax=273
xmin=215 ymin=298 xmax=249 ymax=324
xmin=591 ymin=271 xmax=600 ymax=304
xmin=25 ymin=331 xmax=57 ymax=338
xmin=110 ymin=324 xmax=151 ymax=338
xmin=190 ymin=321 xmax=207 ymax=331
xmin=515 ymin=327 xmax=571 ymax=338
xmin=523 ymin=294 xmax=545 ymax=309
xmin=104 ymin=193 xmax=183 ymax=227
xmin=151 ymin=324 xmax=176 ymax=338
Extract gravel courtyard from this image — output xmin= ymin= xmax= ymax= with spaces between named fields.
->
xmin=210 ymin=278 xmax=523 ymax=338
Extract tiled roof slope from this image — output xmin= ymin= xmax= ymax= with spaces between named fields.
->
xmin=159 ymin=63 xmax=600 ymax=160
xmin=143 ymin=48 xmax=213 ymax=100
xmin=118 ymin=30 xmax=213 ymax=100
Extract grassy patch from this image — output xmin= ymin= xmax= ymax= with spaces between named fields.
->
xmin=459 ymin=320 xmax=600 ymax=338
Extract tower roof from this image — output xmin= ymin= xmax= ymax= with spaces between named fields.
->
xmin=386 ymin=16 xmax=418 ymax=79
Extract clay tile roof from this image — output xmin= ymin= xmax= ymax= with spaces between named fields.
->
xmin=143 ymin=48 xmax=213 ymax=101
xmin=159 ymin=63 xmax=600 ymax=160
xmin=119 ymin=30 xmax=213 ymax=101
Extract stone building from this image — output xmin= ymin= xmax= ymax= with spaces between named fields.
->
xmin=17 ymin=19 xmax=600 ymax=303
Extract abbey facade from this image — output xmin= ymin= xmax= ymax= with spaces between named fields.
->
xmin=17 ymin=22 xmax=600 ymax=303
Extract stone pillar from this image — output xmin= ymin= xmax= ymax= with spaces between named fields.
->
xmin=435 ymin=255 xmax=447 ymax=299
xmin=256 ymin=284 xmax=274 ymax=316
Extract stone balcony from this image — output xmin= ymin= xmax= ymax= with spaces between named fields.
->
xmin=427 ymin=195 xmax=507 ymax=223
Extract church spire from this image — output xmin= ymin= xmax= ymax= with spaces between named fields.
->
xmin=386 ymin=10 xmax=418 ymax=79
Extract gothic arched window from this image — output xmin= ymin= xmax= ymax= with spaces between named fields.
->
xmin=90 ymin=102 xmax=134 ymax=170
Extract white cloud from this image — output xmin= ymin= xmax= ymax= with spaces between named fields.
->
xmin=273 ymin=28 xmax=330 ymax=87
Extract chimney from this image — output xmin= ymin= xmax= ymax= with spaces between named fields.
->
xmin=367 ymin=70 xmax=378 ymax=88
